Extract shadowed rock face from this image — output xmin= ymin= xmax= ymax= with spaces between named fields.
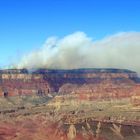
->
xmin=0 ymin=68 xmax=140 ymax=99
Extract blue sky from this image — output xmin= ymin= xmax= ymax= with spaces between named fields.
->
xmin=0 ymin=0 xmax=140 ymax=67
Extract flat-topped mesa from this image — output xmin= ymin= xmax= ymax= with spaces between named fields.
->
xmin=0 ymin=68 xmax=139 ymax=99
xmin=0 ymin=68 xmax=138 ymax=81
xmin=33 ymin=68 xmax=138 ymax=78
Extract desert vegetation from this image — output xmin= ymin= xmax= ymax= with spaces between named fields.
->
xmin=0 ymin=95 xmax=140 ymax=140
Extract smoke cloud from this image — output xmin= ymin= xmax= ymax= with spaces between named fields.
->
xmin=17 ymin=31 xmax=140 ymax=73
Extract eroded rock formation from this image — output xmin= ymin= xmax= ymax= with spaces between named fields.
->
xmin=0 ymin=68 xmax=140 ymax=99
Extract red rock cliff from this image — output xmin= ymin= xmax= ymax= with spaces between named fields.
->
xmin=0 ymin=68 xmax=139 ymax=99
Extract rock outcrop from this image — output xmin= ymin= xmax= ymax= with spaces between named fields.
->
xmin=0 ymin=68 xmax=140 ymax=99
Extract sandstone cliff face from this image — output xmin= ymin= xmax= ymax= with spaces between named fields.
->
xmin=0 ymin=68 xmax=139 ymax=99
xmin=0 ymin=69 xmax=49 ymax=96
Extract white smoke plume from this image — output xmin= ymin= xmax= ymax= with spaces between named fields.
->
xmin=17 ymin=31 xmax=140 ymax=73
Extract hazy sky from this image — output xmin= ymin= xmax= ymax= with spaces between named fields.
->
xmin=0 ymin=0 xmax=140 ymax=67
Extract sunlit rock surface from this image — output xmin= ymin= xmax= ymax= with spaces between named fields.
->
xmin=0 ymin=68 xmax=140 ymax=100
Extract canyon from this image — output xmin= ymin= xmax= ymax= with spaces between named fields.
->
xmin=0 ymin=68 xmax=140 ymax=140
xmin=0 ymin=68 xmax=140 ymax=100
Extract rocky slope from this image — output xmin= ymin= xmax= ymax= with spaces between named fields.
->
xmin=0 ymin=68 xmax=140 ymax=140
xmin=0 ymin=68 xmax=140 ymax=99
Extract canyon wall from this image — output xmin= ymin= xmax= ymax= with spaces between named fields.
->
xmin=0 ymin=68 xmax=140 ymax=99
